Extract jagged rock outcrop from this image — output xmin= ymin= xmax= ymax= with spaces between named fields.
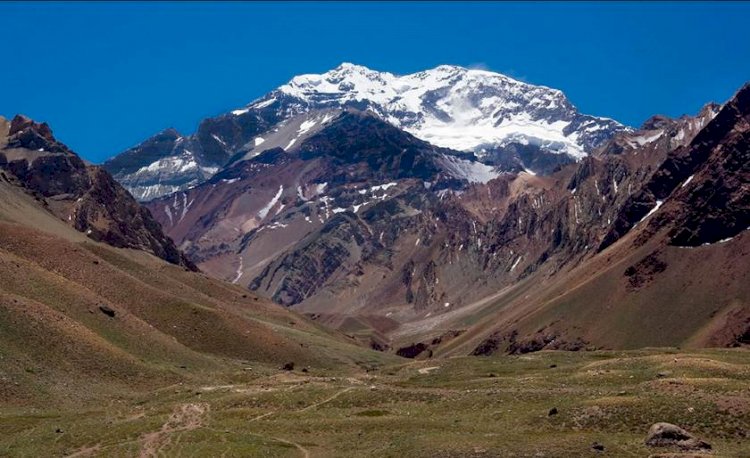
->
xmin=0 ymin=115 xmax=195 ymax=269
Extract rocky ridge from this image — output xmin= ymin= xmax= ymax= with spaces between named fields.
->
xmin=0 ymin=115 xmax=195 ymax=269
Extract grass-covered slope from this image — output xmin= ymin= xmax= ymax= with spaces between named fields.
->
xmin=0 ymin=176 xmax=397 ymax=409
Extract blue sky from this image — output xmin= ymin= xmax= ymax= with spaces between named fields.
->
xmin=2 ymin=1 xmax=749 ymax=163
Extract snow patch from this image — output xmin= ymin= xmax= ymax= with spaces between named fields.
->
xmin=628 ymin=130 xmax=663 ymax=147
xmin=681 ymin=175 xmax=695 ymax=188
xmin=297 ymin=119 xmax=317 ymax=135
xmin=370 ymin=182 xmax=398 ymax=192
xmin=164 ymin=205 xmax=173 ymax=225
xmin=637 ymin=200 xmax=664 ymax=225
xmin=232 ymin=256 xmax=244 ymax=284
xmin=438 ymin=154 xmax=500 ymax=183
xmin=211 ymin=134 xmax=227 ymax=146
xmin=253 ymin=97 xmax=277 ymax=109
xmin=257 ymin=185 xmax=283 ymax=220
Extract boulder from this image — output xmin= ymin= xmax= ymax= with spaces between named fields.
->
xmin=645 ymin=422 xmax=711 ymax=450
xmin=98 ymin=305 xmax=116 ymax=318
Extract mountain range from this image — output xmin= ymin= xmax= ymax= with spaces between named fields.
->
xmin=92 ymin=64 xmax=750 ymax=357
xmin=1 ymin=63 xmax=747 ymax=363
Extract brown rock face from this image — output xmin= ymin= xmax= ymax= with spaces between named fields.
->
xmin=603 ymin=84 xmax=750 ymax=251
xmin=664 ymin=85 xmax=750 ymax=246
xmin=0 ymin=115 xmax=195 ymax=270
xmin=8 ymin=114 xmax=34 ymax=135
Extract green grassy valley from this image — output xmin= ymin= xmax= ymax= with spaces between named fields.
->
xmin=2 ymin=349 xmax=748 ymax=457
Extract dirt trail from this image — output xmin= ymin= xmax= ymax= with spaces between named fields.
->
xmin=248 ymin=411 xmax=276 ymax=422
xmin=269 ymin=435 xmax=311 ymax=458
xmin=299 ymin=386 xmax=355 ymax=412
xmin=127 ymin=383 xmax=352 ymax=457
xmin=64 ymin=444 xmax=101 ymax=457
xmin=241 ymin=386 xmax=355 ymax=457
xmin=139 ymin=402 xmax=209 ymax=457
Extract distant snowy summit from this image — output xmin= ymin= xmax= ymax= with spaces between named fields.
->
xmin=105 ymin=63 xmax=627 ymax=200
xmin=238 ymin=63 xmax=626 ymax=159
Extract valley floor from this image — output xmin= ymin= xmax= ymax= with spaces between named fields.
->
xmin=2 ymin=349 xmax=749 ymax=457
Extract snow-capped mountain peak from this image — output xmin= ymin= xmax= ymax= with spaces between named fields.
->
xmin=249 ymin=63 xmax=626 ymax=159
xmin=108 ymin=63 xmax=627 ymax=200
